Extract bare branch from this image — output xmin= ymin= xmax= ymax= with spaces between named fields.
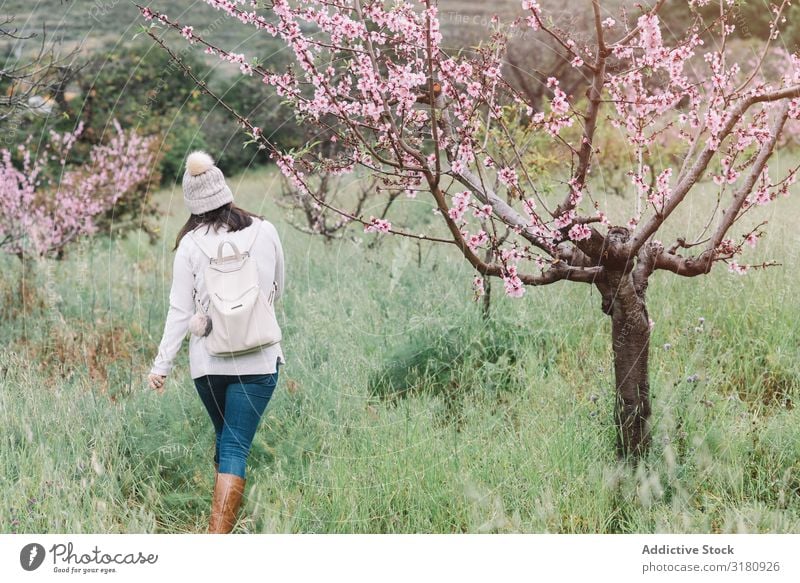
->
xmin=553 ymin=0 xmax=608 ymax=218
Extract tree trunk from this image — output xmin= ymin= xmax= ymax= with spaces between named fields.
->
xmin=482 ymin=276 xmax=491 ymax=319
xmin=605 ymin=270 xmax=652 ymax=460
xmin=481 ymin=250 xmax=492 ymax=320
xmin=17 ymin=252 xmax=38 ymax=314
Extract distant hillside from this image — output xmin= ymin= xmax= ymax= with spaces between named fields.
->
xmin=0 ymin=0 xmax=526 ymax=55
xmin=1 ymin=0 xmax=263 ymax=53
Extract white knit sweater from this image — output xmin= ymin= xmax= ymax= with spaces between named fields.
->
xmin=150 ymin=217 xmax=285 ymax=379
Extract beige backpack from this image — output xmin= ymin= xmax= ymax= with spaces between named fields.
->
xmin=189 ymin=223 xmax=281 ymax=356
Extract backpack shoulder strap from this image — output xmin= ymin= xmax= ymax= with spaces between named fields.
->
xmin=245 ymin=218 xmax=264 ymax=254
xmin=188 ymin=229 xmax=214 ymax=260
xmin=189 ymin=221 xmax=263 ymax=261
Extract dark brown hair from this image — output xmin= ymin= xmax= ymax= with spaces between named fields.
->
xmin=174 ymin=202 xmax=264 ymax=251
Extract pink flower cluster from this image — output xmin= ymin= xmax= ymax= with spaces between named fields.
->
xmin=648 ymin=168 xmax=673 ymax=208
xmin=364 ymin=217 xmax=391 ymax=234
xmin=502 ymin=265 xmax=525 ymax=298
xmin=497 ymin=167 xmax=519 ymax=189
xmin=448 ymin=191 xmax=471 ymax=222
xmin=568 ymin=223 xmax=591 ymax=242
xmin=522 ymin=1 xmax=543 ymax=31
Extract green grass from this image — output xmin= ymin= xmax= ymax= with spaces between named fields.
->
xmin=1 ymin=166 xmax=799 ymax=533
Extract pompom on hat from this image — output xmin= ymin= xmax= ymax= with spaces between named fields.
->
xmin=182 ymin=151 xmax=234 ymax=214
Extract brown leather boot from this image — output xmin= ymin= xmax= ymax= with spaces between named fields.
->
xmin=208 ymin=472 xmax=246 ymax=534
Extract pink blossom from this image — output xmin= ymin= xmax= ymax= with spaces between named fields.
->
xmin=467 ymin=230 xmax=488 ymax=250
xmin=553 ymin=210 xmax=576 ymax=229
xmin=448 ymin=190 xmax=471 ymax=222
xmin=501 ymin=248 xmax=527 ymax=263
xmin=498 ymin=166 xmax=519 ymax=189
xmin=473 ymin=204 xmax=493 ymax=219
xmin=181 ymin=26 xmax=195 ymax=43
xmin=648 ymin=168 xmax=672 ymax=207
xmin=502 ymin=265 xmax=525 ymax=298
xmin=717 ymin=238 xmax=736 ymax=255
xmin=728 ymin=261 xmax=749 ymax=275
xmin=568 ymin=223 xmax=591 ymax=241
xmin=522 ymin=1 xmax=542 ymax=31
xmin=364 ymin=217 xmax=391 ymax=234
xmin=789 ymin=98 xmax=800 ymax=120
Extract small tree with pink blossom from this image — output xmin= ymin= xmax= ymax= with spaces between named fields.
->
xmin=141 ymin=0 xmax=800 ymax=459
xmin=0 ymin=121 xmax=157 ymax=261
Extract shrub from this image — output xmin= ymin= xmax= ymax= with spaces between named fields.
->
xmin=368 ymin=312 xmax=541 ymax=401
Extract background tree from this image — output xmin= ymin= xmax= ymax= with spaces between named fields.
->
xmin=0 ymin=121 xmax=157 ymax=261
xmin=1 ymin=23 xmax=167 ymax=245
xmin=0 ymin=120 xmax=157 ymax=312
xmin=0 ymin=15 xmax=80 ymax=134
xmin=141 ymin=0 xmax=800 ymax=459
xmin=278 ymin=171 xmax=378 ymax=241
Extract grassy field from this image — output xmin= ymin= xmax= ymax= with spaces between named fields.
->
xmin=1 ymin=163 xmax=798 ymax=534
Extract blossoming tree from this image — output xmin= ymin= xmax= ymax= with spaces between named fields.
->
xmin=140 ymin=0 xmax=800 ymax=458
xmin=0 ymin=120 xmax=156 ymax=260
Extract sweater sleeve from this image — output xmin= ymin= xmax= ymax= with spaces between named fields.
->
xmin=150 ymin=243 xmax=195 ymax=376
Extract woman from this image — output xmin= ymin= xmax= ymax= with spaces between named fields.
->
xmin=147 ymin=151 xmax=285 ymax=534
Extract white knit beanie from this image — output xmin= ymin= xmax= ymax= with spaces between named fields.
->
xmin=182 ymin=151 xmax=234 ymax=215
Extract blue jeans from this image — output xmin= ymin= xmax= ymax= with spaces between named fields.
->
xmin=193 ymin=370 xmax=279 ymax=479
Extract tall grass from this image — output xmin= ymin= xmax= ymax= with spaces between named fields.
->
xmin=1 ymin=168 xmax=798 ymax=533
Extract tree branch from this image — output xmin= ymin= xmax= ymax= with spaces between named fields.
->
xmin=630 ymin=85 xmax=800 ymax=254
xmin=709 ymin=103 xmax=790 ymax=249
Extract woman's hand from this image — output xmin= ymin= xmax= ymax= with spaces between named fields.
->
xmin=148 ymin=373 xmax=167 ymax=394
